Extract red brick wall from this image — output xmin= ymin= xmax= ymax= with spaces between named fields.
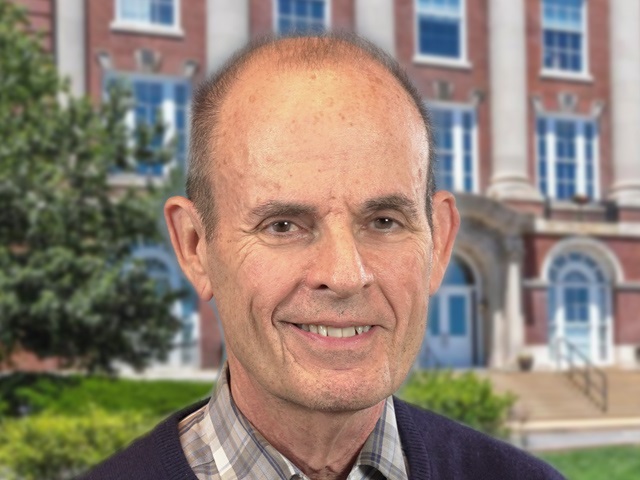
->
xmin=395 ymin=0 xmax=492 ymax=192
xmin=250 ymin=0 xmax=272 ymax=37
xmin=524 ymin=287 xmax=549 ymax=344
xmin=1 ymin=350 xmax=60 ymax=373
xmin=13 ymin=0 xmax=54 ymax=52
xmin=615 ymin=291 xmax=640 ymax=344
xmin=331 ymin=0 xmax=354 ymax=31
xmin=86 ymin=0 xmax=206 ymax=102
xmin=525 ymin=0 xmax=612 ymax=199
xmin=526 ymin=234 xmax=640 ymax=282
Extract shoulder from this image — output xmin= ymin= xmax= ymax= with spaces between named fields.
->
xmin=393 ymin=397 xmax=566 ymax=480
xmin=77 ymin=400 xmax=208 ymax=480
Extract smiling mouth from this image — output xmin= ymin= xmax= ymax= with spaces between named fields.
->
xmin=294 ymin=324 xmax=372 ymax=338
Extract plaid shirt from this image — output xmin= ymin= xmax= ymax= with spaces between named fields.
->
xmin=179 ymin=366 xmax=408 ymax=479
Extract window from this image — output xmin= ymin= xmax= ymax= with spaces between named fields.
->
xmin=536 ymin=116 xmax=598 ymax=200
xmin=542 ymin=0 xmax=587 ymax=74
xmin=276 ymin=0 xmax=328 ymax=34
xmin=415 ymin=0 xmax=466 ymax=61
xmin=431 ymin=106 xmax=477 ymax=192
xmin=115 ymin=0 xmax=179 ymax=30
xmin=106 ymin=75 xmax=190 ymax=176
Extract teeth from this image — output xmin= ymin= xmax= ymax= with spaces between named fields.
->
xmin=298 ymin=324 xmax=372 ymax=337
xmin=327 ymin=326 xmax=342 ymax=338
xmin=342 ymin=327 xmax=356 ymax=338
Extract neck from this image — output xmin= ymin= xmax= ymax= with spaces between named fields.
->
xmin=228 ymin=366 xmax=385 ymax=480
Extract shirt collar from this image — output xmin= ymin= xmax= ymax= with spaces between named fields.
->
xmin=180 ymin=364 xmax=408 ymax=479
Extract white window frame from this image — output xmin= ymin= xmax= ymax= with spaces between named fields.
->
xmin=536 ymin=114 xmax=600 ymax=201
xmin=273 ymin=0 xmax=331 ymax=34
xmin=104 ymin=72 xmax=190 ymax=179
xmin=413 ymin=0 xmax=471 ymax=69
xmin=111 ymin=0 xmax=183 ymax=37
xmin=429 ymin=101 xmax=479 ymax=194
xmin=540 ymin=0 xmax=591 ymax=81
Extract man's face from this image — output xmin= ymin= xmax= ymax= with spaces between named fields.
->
xmin=203 ymin=61 xmax=449 ymax=412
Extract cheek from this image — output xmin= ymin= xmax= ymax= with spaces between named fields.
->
xmin=235 ymin=249 xmax=305 ymax=322
xmin=370 ymin=240 xmax=431 ymax=302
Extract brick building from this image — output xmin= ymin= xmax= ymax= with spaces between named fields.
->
xmin=14 ymin=0 xmax=640 ymax=371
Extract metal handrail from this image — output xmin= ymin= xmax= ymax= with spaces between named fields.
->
xmin=554 ymin=337 xmax=608 ymax=412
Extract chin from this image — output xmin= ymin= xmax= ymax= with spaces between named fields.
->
xmin=288 ymin=375 xmax=395 ymax=413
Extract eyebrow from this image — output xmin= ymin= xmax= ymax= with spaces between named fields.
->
xmin=248 ymin=200 xmax=318 ymax=221
xmin=361 ymin=194 xmax=421 ymax=220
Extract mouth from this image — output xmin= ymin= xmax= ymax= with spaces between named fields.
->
xmin=294 ymin=324 xmax=372 ymax=338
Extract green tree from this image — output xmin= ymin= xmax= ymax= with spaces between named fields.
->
xmin=0 ymin=1 xmax=181 ymax=373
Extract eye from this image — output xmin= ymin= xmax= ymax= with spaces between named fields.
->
xmin=371 ymin=217 xmax=399 ymax=230
xmin=266 ymin=220 xmax=300 ymax=234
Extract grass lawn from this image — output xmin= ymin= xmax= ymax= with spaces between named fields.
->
xmin=538 ymin=444 xmax=640 ymax=480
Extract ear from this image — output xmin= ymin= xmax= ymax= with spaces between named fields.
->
xmin=164 ymin=196 xmax=214 ymax=301
xmin=428 ymin=190 xmax=460 ymax=293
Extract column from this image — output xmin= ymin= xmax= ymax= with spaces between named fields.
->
xmin=487 ymin=0 xmax=540 ymax=201
xmin=55 ymin=0 xmax=86 ymax=96
xmin=207 ymin=0 xmax=250 ymax=75
xmin=504 ymin=236 xmax=525 ymax=365
xmin=609 ymin=0 xmax=640 ymax=207
xmin=355 ymin=0 xmax=396 ymax=56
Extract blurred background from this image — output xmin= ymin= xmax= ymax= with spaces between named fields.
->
xmin=1 ymin=0 xmax=639 ymax=478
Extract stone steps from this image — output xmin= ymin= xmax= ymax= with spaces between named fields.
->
xmin=483 ymin=370 xmax=640 ymax=422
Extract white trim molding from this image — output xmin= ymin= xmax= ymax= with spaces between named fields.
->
xmin=414 ymin=0 xmax=468 ymax=65
xmin=111 ymin=0 xmax=184 ymax=37
xmin=427 ymin=101 xmax=479 ymax=194
xmin=273 ymin=0 xmax=331 ymax=34
xmin=541 ymin=236 xmax=625 ymax=285
xmin=540 ymin=0 xmax=590 ymax=78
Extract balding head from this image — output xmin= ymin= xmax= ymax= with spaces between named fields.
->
xmin=186 ymin=33 xmax=435 ymax=239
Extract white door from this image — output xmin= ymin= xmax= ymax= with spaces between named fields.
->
xmin=424 ymin=287 xmax=473 ymax=368
xmin=548 ymin=252 xmax=612 ymax=367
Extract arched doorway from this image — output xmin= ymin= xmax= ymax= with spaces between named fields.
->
xmin=418 ymin=256 xmax=479 ymax=368
xmin=548 ymin=251 xmax=612 ymax=365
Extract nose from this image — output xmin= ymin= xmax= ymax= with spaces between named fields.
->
xmin=306 ymin=227 xmax=374 ymax=298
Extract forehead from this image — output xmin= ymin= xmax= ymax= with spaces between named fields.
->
xmin=211 ymin=54 xmax=428 ymax=200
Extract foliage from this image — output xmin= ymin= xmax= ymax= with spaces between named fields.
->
xmin=0 ymin=372 xmax=212 ymax=418
xmin=539 ymin=445 xmax=640 ymax=480
xmin=0 ymin=1 xmax=181 ymax=372
xmin=0 ymin=408 xmax=153 ymax=480
xmin=398 ymin=370 xmax=516 ymax=437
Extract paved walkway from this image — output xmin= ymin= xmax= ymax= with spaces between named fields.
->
xmin=509 ymin=416 xmax=640 ymax=451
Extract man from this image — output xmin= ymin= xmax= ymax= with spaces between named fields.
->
xmin=83 ymin=34 xmax=564 ymax=479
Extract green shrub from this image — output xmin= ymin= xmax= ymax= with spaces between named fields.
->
xmin=0 ymin=373 xmax=213 ymax=418
xmin=398 ymin=370 xmax=516 ymax=437
xmin=0 ymin=409 xmax=154 ymax=480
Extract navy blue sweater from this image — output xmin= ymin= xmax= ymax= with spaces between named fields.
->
xmin=80 ymin=397 xmax=564 ymax=479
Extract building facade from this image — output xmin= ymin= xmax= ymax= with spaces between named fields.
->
xmin=16 ymin=0 xmax=640 ymax=371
